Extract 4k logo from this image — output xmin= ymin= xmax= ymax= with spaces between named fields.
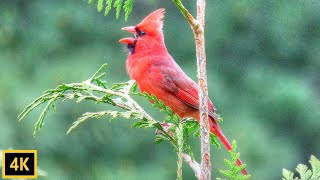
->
xmin=2 ymin=150 xmax=37 ymax=179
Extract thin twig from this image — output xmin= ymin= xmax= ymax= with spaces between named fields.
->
xmin=171 ymin=0 xmax=197 ymax=28
xmin=182 ymin=153 xmax=201 ymax=178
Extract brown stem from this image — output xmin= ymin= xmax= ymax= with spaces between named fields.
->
xmin=195 ymin=0 xmax=211 ymax=179
xmin=172 ymin=0 xmax=211 ymax=179
xmin=182 ymin=153 xmax=201 ymax=178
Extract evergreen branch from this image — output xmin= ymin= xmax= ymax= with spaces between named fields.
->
xmin=104 ymin=0 xmax=113 ymax=16
xmin=296 ymin=164 xmax=312 ymax=180
xmin=67 ymin=110 xmax=142 ymax=134
xmin=138 ymin=92 xmax=180 ymax=124
xmin=113 ymin=0 xmax=123 ymax=19
xmin=97 ymin=0 xmax=104 ymax=12
xmin=123 ymin=0 xmax=134 ymax=21
xmin=282 ymin=169 xmax=296 ymax=180
xmin=18 ymin=64 xmax=179 ymax=147
xmin=218 ymin=141 xmax=250 ymax=180
xmin=86 ymin=0 xmax=133 ymax=21
xmin=282 ymin=155 xmax=320 ymax=180
xmin=34 ymin=96 xmax=59 ymax=137
xmin=310 ymin=155 xmax=320 ymax=179
xmin=18 ymin=63 xmax=207 ymax=176
xmin=18 ymin=93 xmax=52 ymax=122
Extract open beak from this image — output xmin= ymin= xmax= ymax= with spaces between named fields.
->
xmin=119 ymin=37 xmax=136 ymax=44
xmin=119 ymin=26 xmax=136 ymax=44
xmin=121 ymin=26 xmax=136 ymax=33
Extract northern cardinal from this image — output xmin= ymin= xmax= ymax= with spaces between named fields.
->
xmin=119 ymin=8 xmax=248 ymax=175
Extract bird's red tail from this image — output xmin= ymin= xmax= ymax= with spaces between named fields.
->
xmin=209 ymin=117 xmax=248 ymax=175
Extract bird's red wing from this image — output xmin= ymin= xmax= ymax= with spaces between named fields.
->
xmin=160 ymin=66 xmax=218 ymax=120
xmin=175 ymin=85 xmax=218 ymax=120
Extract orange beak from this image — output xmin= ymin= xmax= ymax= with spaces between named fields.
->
xmin=119 ymin=37 xmax=135 ymax=44
xmin=121 ymin=26 xmax=136 ymax=33
xmin=119 ymin=26 xmax=136 ymax=44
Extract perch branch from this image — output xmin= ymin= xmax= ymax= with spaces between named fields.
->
xmin=172 ymin=0 xmax=211 ymax=179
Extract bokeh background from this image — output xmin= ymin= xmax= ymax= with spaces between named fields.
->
xmin=1 ymin=0 xmax=320 ymax=179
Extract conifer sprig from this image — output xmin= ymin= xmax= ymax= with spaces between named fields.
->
xmin=88 ymin=0 xmax=134 ymax=20
xmin=18 ymin=64 xmax=249 ymax=179
xmin=282 ymin=155 xmax=320 ymax=180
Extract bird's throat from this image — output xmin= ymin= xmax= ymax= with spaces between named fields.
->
xmin=127 ymin=43 xmax=136 ymax=54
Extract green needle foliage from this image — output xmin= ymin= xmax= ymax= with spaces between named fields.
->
xmin=282 ymin=155 xmax=320 ymax=180
xmin=18 ymin=64 xmax=172 ymax=143
xmin=18 ymin=64 xmax=249 ymax=179
xmin=88 ymin=0 xmax=134 ymax=20
xmin=217 ymin=141 xmax=250 ymax=180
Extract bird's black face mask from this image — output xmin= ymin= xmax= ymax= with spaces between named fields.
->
xmin=135 ymin=27 xmax=146 ymax=37
xmin=127 ymin=42 xmax=136 ymax=54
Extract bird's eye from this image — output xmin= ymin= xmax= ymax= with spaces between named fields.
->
xmin=139 ymin=31 xmax=146 ymax=36
xmin=135 ymin=27 xmax=146 ymax=37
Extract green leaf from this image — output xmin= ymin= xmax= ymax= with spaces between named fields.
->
xmin=210 ymin=133 xmax=221 ymax=148
xmin=34 ymin=97 xmax=58 ymax=137
xmin=104 ymin=0 xmax=113 ymax=16
xmin=67 ymin=110 xmax=144 ymax=134
xmin=131 ymin=119 xmax=154 ymax=128
xmin=155 ymin=134 xmax=166 ymax=145
xmin=18 ymin=95 xmax=46 ymax=121
xmin=123 ymin=0 xmax=134 ymax=21
xmin=113 ymin=0 xmax=123 ymax=19
xmin=97 ymin=0 xmax=104 ymax=12
xmin=181 ymin=119 xmax=220 ymax=148
xmin=90 ymin=63 xmax=108 ymax=81
xmin=282 ymin=169 xmax=295 ymax=180
xmin=18 ymin=64 xmax=181 ymax=158
xmin=51 ymin=102 xmax=56 ymax=112
xmin=76 ymin=95 xmax=87 ymax=103
xmin=218 ymin=141 xmax=250 ymax=180
xmin=296 ymin=164 xmax=312 ymax=180
xmin=87 ymin=0 xmax=133 ymax=20
xmin=130 ymin=81 xmax=138 ymax=93
xmin=282 ymin=155 xmax=320 ymax=180
xmin=139 ymin=92 xmax=180 ymax=124
xmin=310 ymin=155 xmax=320 ymax=179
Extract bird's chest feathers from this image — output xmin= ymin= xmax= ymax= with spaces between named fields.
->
xmin=126 ymin=55 xmax=161 ymax=80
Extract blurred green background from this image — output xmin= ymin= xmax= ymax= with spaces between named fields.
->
xmin=1 ymin=0 xmax=319 ymax=179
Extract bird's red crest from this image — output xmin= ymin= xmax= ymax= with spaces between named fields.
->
xmin=136 ymin=8 xmax=165 ymax=35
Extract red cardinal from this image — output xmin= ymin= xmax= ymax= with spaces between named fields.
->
xmin=119 ymin=8 xmax=247 ymax=175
